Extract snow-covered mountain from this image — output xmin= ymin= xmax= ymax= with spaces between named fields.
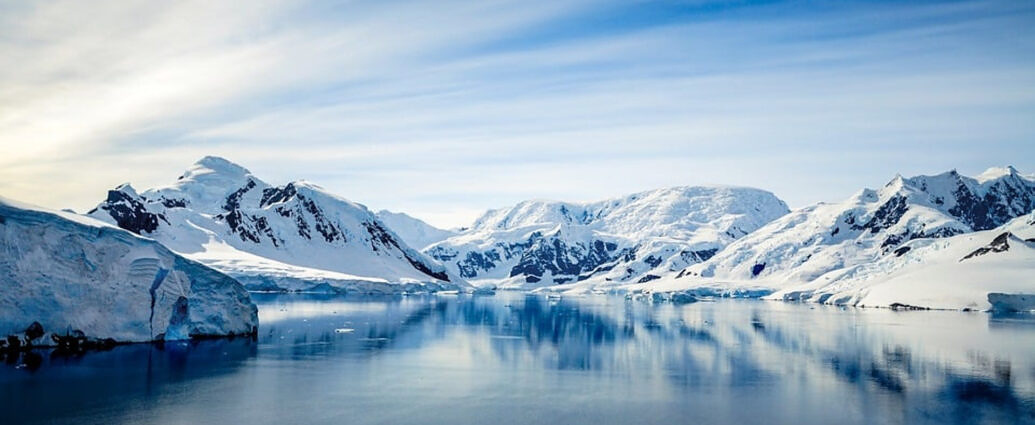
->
xmin=87 ymin=156 xmax=464 ymax=293
xmin=763 ymin=211 xmax=1035 ymax=310
xmin=681 ymin=167 xmax=1035 ymax=285
xmin=375 ymin=210 xmax=457 ymax=250
xmin=425 ymin=186 xmax=789 ymax=289
xmin=0 ymin=196 xmax=257 ymax=344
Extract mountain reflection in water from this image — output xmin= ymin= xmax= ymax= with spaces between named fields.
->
xmin=2 ymin=293 xmax=1033 ymax=425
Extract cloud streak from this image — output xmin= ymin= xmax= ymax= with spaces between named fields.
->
xmin=1 ymin=0 xmax=1033 ymax=227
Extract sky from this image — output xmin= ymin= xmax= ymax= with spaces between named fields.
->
xmin=1 ymin=0 xmax=1033 ymax=228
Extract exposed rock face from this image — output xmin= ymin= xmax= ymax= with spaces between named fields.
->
xmin=0 ymin=196 xmax=258 ymax=343
xmin=91 ymin=185 xmax=166 ymax=234
xmin=961 ymin=232 xmax=1013 ymax=261
xmin=87 ymin=157 xmax=462 ymax=292
xmin=428 ymin=239 xmax=534 ymax=279
xmin=948 ymin=168 xmax=1035 ymax=230
xmin=509 ymin=236 xmax=618 ymax=284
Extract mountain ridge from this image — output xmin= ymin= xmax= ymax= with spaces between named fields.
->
xmin=425 ymin=185 xmax=790 ymax=289
xmin=679 ymin=166 xmax=1035 ymax=284
xmin=87 ymin=157 xmax=464 ymax=293
xmin=375 ymin=209 xmax=457 ymax=251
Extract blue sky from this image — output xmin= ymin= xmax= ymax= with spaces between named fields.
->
xmin=1 ymin=0 xmax=1033 ymax=227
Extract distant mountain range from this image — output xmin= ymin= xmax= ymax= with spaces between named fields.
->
xmin=5 ymin=156 xmax=1030 ymax=352
xmin=424 ymin=186 xmax=789 ymax=289
xmin=14 ymin=156 xmax=1028 ymax=310
xmin=640 ymin=166 xmax=1035 ymax=310
xmin=682 ymin=166 xmax=1035 ymax=282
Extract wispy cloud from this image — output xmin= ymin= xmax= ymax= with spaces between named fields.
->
xmin=1 ymin=0 xmax=1033 ymax=227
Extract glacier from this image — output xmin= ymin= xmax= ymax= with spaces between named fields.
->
xmin=0 ymin=196 xmax=258 ymax=346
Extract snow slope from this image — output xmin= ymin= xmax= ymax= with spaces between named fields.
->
xmin=644 ymin=167 xmax=1035 ymax=310
xmin=0 ymin=196 xmax=257 ymax=343
xmin=682 ymin=167 xmax=1035 ymax=284
xmin=375 ymin=210 xmax=457 ymax=250
xmin=762 ymin=212 xmax=1035 ymax=310
xmin=87 ymin=157 xmax=465 ymax=293
xmin=425 ymin=186 xmax=789 ymax=290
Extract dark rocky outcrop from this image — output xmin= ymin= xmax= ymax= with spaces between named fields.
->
xmin=260 ymin=183 xmax=298 ymax=207
xmin=0 ymin=322 xmax=120 ymax=360
xmin=637 ymin=274 xmax=661 ymax=283
xmin=961 ymin=232 xmax=1012 ymax=261
xmin=688 ymin=248 xmax=718 ymax=262
xmin=223 ymin=179 xmax=257 ymax=211
xmin=91 ymin=189 xmax=165 ymax=234
xmin=160 ymin=197 xmax=187 ymax=208
xmin=889 ymin=303 xmax=930 ymax=311
xmin=363 ymin=220 xmax=450 ymax=282
xmin=854 ymin=194 xmax=909 ymax=235
xmin=509 ymin=235 xmax=618 ymax=283
xmin=24 ymin=322 xmax=44 ymax=341
xmin=429 ymin=239 xmax=535 ymax=279
xmin=950 ymin=174 xmax=1035 ymax=231
xmin=457 ymin=251 xmax=502 ymax=278
xmin=847 ymin=171 xmax=1035 ymax=252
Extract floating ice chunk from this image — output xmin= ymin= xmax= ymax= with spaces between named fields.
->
xmin=988 ymin=293 xmax=1035 ymax=313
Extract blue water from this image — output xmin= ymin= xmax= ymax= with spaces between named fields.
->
xmin=2 ymin=293 xmax=1034 ymax=424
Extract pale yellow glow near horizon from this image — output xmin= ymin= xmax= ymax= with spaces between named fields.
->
xmin=2 ymin=0 xmax=1033 ymax=230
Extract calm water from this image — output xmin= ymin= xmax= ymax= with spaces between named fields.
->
xmin=2 ymin=293 xmax=1034 ymax=425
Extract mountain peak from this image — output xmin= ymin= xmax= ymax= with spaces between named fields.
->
xmin=976 ymin=165 xmax=1022 ymax=183
xmin=879 ymin=174 xmax=907 ymax=196
xmin=182 ymin=156 xmax=252 ymax=180
xmin=114 ymin=182 xmax=139 ymax=197
xmin=87 ymin=157 xmax=462 ymax=289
